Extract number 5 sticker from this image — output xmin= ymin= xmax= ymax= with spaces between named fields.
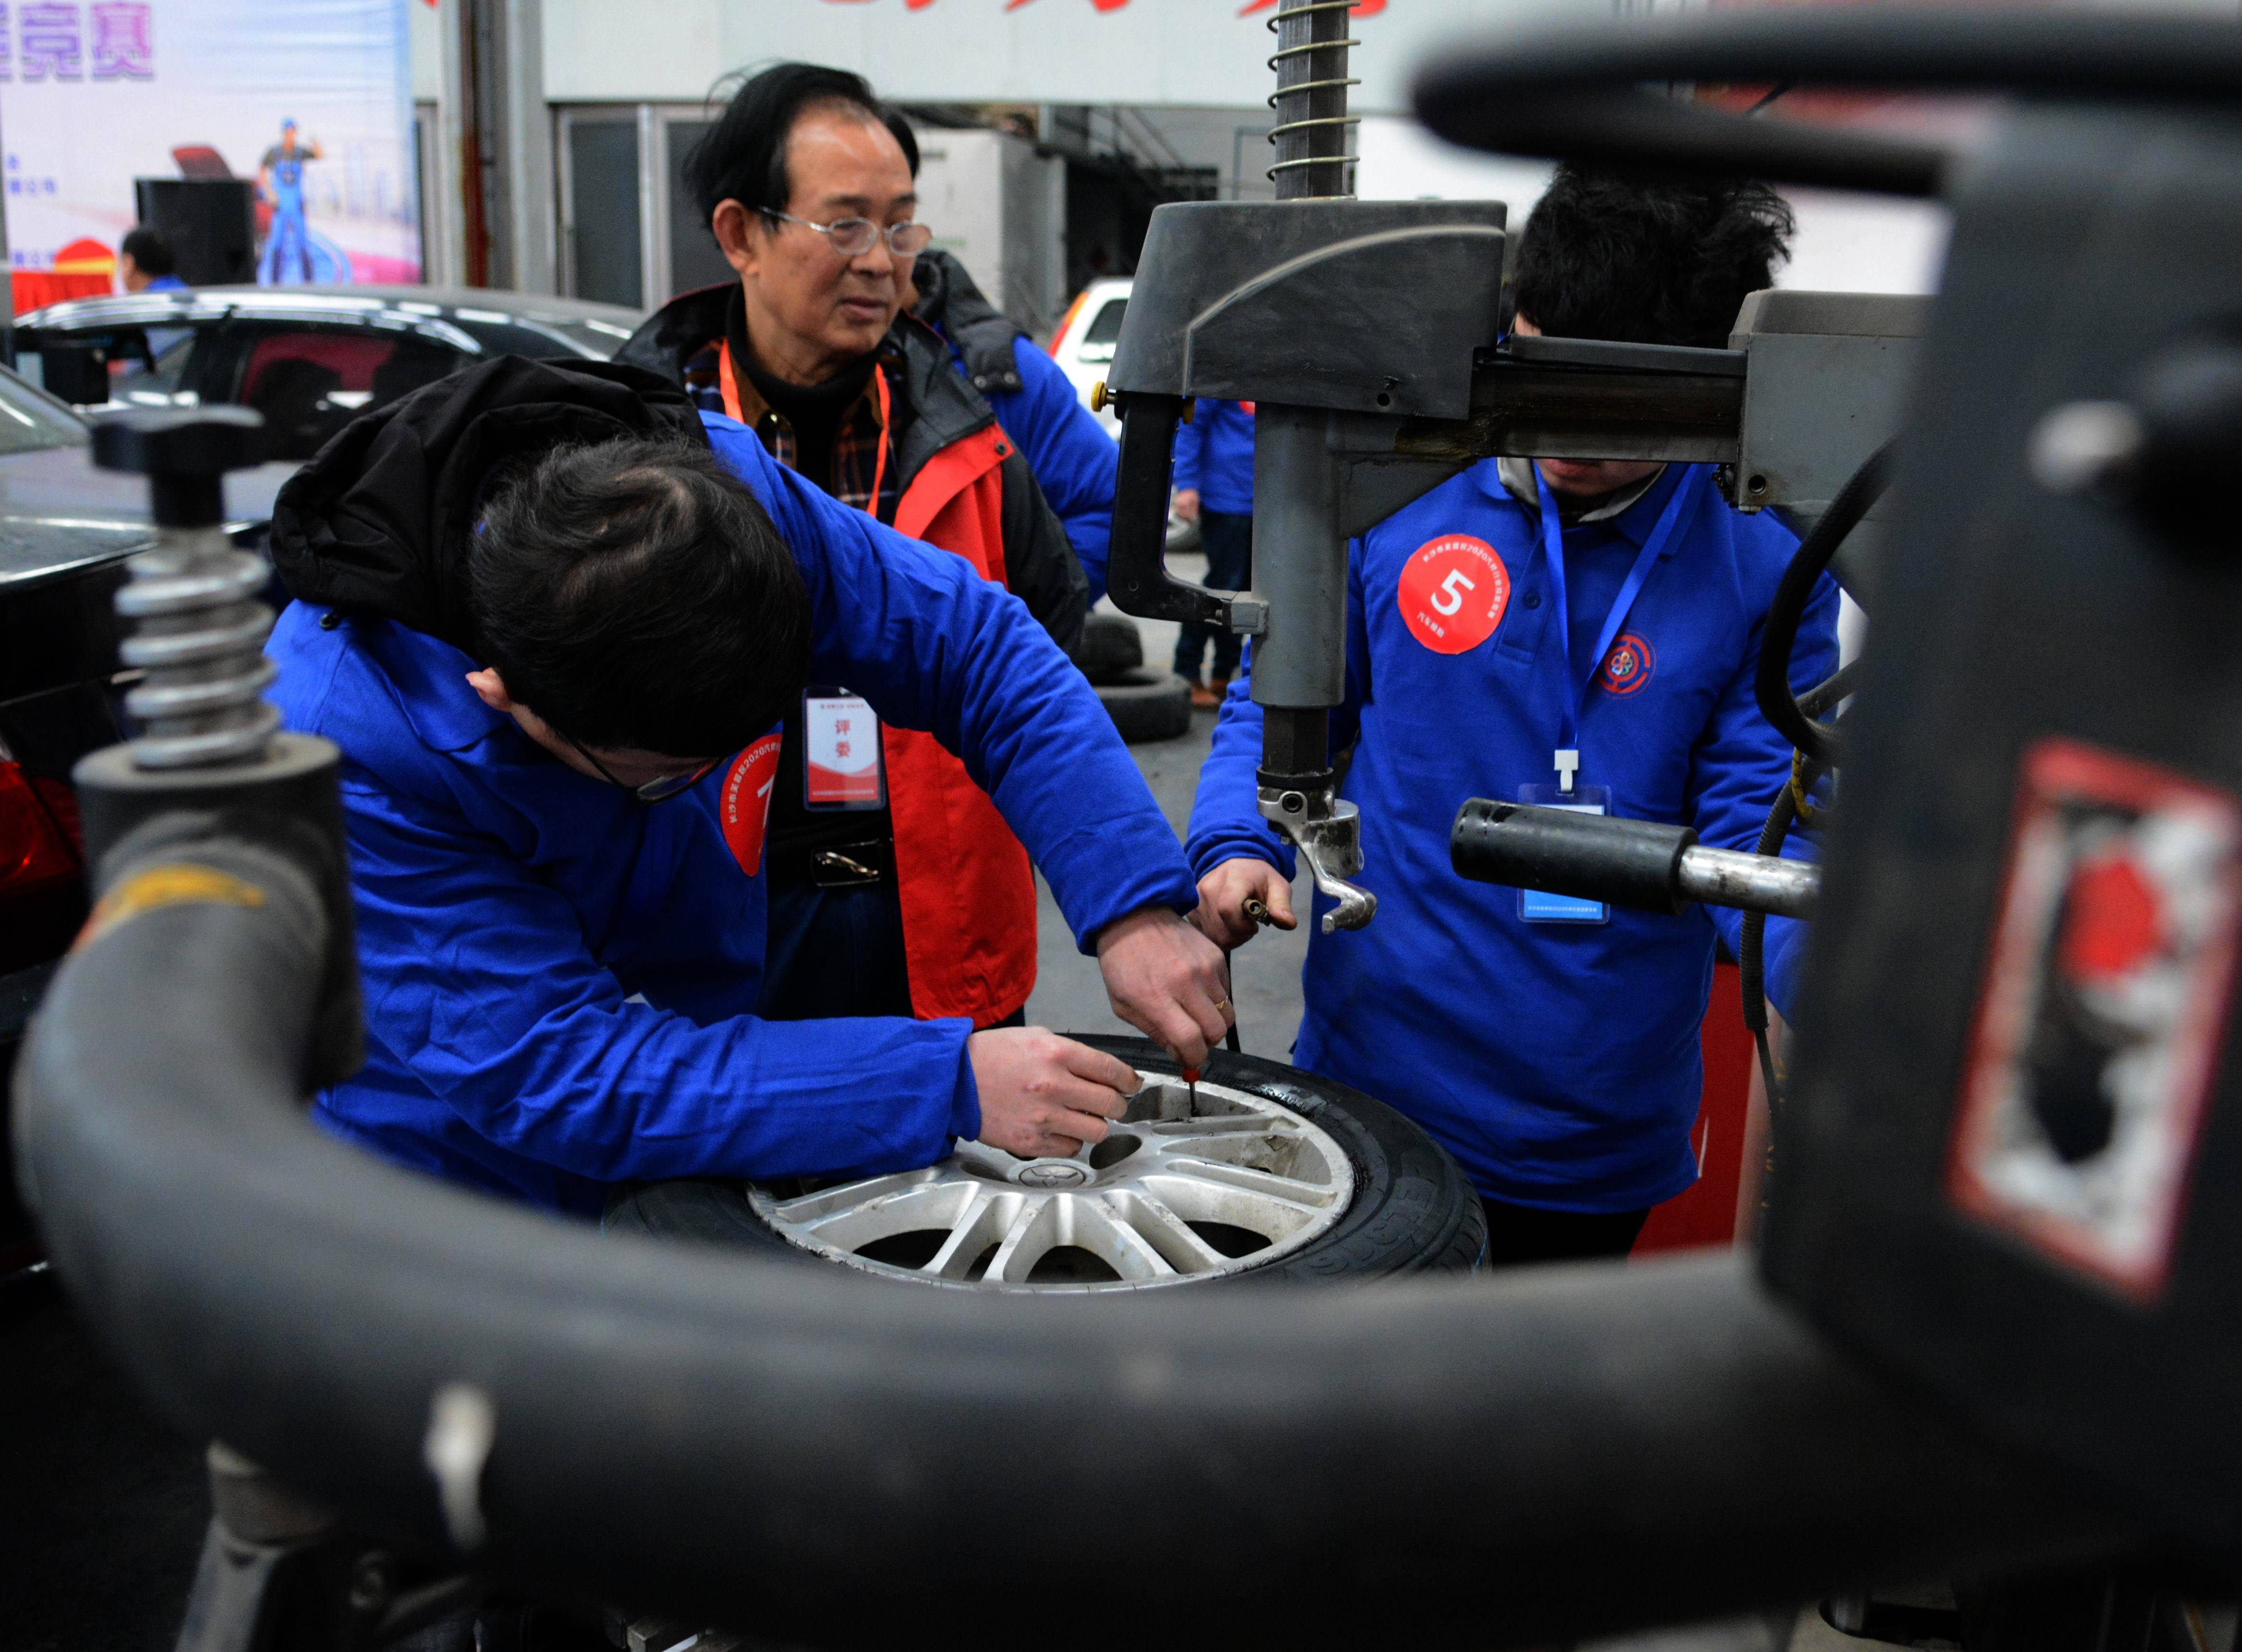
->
xmin=1399 ymin=534 xmax=1510 ymax=654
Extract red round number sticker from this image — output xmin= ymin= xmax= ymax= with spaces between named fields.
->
xmin=1398 ymin=534 xmax=1510 ymax=654
xmin=720 ymin=733 xmax=784 ymax=878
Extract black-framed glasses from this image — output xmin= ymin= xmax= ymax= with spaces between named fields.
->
xmin=562 ymin=734 xmax=718 ymax=805
xmin=760 ymin=208 xmax=933 ymax=260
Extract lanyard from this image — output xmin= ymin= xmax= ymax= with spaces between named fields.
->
xmin=1534 ymin=463 xmax=1704 ymax=792
xmin=719 ymin=338 xmax=891 ymax=518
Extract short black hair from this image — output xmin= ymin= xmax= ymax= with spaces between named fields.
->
xmin=470 ymin=437 xmax=812 ymax=758
xmin=121 ymin=225 xmax=175 ymax=277
xmin=1511 ymin=165 xmax=1795 ymax=350
xmin=683 ymin=62 xmax=920 ymax=231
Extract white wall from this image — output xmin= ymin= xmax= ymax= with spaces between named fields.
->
xmin=532 ymin=0 xmax=1580 ymax=110
xmin=910 ymin=126 xmax=1063 ymax=332
xmin=1357 ymin=116 xmax=1952 ymax=296
xmin=410 ymin=0 xmax=445 ymax=101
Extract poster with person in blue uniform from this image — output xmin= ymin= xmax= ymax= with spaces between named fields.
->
xmin=0 ymin=0 xmax=416 ymax=296
xmin=1188 ymin=165 xmax=1841 ymax=1268
xmin=257 ymin=117 xmax=345 ymax=284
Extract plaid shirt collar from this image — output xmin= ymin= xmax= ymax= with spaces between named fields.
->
xmin=677 ymin=290 xmax=902 ymax=522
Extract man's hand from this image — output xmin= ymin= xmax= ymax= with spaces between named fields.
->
xmin=1095 ymin=905 xmax=1232 ymax=1069
xmin=969 ymin=1028 xmax=1139 ymax=1158
xmin=1172 ymin=488 xmax=1201 ymax=523
xmin=1193 ymin=857 xmax=1296 ymax=950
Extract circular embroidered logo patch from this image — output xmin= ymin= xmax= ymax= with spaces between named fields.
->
xmin=1598 ymin=631 xmax=1657 ymax=697
xmin=1397 ymin=534 xmax=1510 ymax=654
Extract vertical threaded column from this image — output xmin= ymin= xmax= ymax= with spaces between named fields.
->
xmin=90 ymin=409 xmax=278 ymax=770
xmin=1267 ymin=0 xmax=1359 ymax=201
xmin=115 ymin=530 xmax=281 ymax=770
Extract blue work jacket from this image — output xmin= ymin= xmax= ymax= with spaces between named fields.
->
xmin=1186 ymin=459 xmax=1838 ymax=1213
xmin=944 ymin=332 xmax=1118 ymax=605
xmin=270 ymin=411 xmax=1197 ymax=1217
xmin=1171 ymin=399 xmax=1255 ymax=517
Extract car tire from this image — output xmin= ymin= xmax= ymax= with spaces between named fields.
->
xmin=1075 ymin=610 xmax=1145 ymax=685
xmin=603 ymin=1039 xmax=1487 ymax=1286
xmin=1097 ymin=667 xmax=1193 ymax=743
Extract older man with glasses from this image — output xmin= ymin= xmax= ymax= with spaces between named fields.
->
xmin=622 ymin=63 xmax=1106 ymax=1040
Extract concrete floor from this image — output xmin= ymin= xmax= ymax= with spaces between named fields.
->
xmin=1025 ymin=573 xmax=1315 ymax=1062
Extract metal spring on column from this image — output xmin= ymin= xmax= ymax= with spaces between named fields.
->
xmin=115 ymin=529 xmax=281 ymax=769
xmin=1266 ymin=0 xmax=1359 ymax=199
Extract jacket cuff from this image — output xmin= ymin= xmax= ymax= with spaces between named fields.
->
xmin=1187 ymin=826 xmax=1296 ymax=884
xmin=1052 ymin=817 xmax=1200 ymax=955
xmin=945 ymin=1019 xmax=982 ymax=1144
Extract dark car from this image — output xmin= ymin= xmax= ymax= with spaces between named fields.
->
xmin=0 ymin=367 xmax=299 ymax=1269
xmin=11 ymin=284 xmax=643 ymax=462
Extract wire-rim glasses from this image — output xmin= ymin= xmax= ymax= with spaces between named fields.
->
xmin=760 ymin=208 xmax=933 ymax=259
xmin=562 ymin=733 xmax=718 ymax=805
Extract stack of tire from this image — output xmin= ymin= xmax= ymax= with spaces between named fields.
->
xmin=1077 ymin=610 xmax=1193 ymax=744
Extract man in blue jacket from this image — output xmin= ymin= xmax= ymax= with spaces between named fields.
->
xmin=1170 ymin=398 xmax=1255 ymax=708
xmin=1188 ymin=167 xmax=1837 ymax=1265
xmin=266 ymin=356 xmax=1232 ymax=1219
xmin=910 ymin=246 xmax=1119 ymax=605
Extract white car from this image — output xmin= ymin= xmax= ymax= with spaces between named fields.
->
xmin=1047 ymin=276 xmax=1131 ymax=435
xmin=1047 ymin=275 xmax=1204 ymax=555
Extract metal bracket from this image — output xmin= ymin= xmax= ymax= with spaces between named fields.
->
xmin=1259 ymin=785 xmax=1377 ymax=932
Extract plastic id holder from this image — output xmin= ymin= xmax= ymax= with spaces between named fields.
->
xmin=802 ymin=689 xmax=885 ymax=810
xmin=1516 ymin=782 xmax=1612 ymax=923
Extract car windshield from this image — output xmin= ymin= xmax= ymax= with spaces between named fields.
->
xmin=0 ymin=365 xmax=89 ymax=455
xmin=1083 ymin=299 xmax=1128 ymax=347
xmin=519 ymin=313 xmax=637 ymax=359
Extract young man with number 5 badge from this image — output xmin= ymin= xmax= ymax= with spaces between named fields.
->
xmin=1186 ymin=166 xmax=1839 ymax=1265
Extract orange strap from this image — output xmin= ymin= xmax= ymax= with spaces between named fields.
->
xmin=718 ymin=337 xmax=744 ymax=422
xmin=866 ymin=366 xmax=891 ymax=519
xmin=719 ymin=337 xmax=890 ymax=519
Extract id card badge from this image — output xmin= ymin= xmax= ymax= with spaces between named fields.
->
xmin=1516 ymin=782 xmax=1612 ymax=923
xmin=802 ymin=690 xmax=884 ymax=810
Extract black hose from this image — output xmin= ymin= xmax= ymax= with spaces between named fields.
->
xmin=1798 ymin=658 xmax=1861 ymax=721
xmin=14 ymin=835 xmax=2133 ymax=1650
xmin=1755 ymin=443 xmax=1893 ymax=765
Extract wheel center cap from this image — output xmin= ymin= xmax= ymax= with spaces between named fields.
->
xmin=1015 ymin=1160 xmax=1092 ymax=1188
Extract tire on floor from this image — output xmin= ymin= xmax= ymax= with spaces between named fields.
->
xmin=606 ymin=1038 xmax=1487 ymax=1286
xmin=1075 ymin=610 xmax=1145 ymax=684
xmin=1097 ymin=667 xmax=1193 ymax=744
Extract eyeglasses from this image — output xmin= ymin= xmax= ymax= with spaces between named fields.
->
xmin=761 ymin=208 xmax=934 ymax=260
xmin=562 ymin=734 xmax=719 ymax=805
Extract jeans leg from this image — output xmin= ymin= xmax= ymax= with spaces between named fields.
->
xmin=1172 ymin=622 xmax=1209 ymax=680
xmin=1199 ymin=510 xmax=1253 ymax=678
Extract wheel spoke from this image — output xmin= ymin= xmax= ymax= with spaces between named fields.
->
xmin=1108 ymin=1190 xmax=1230 ymax=1274
xmin=1065 ymin=1197 xmax=1177 ymax=1282
xmin=769 ymin=1168 xmax=946 ymax=1224
xmin=979 ymin=1201 xmax=1055 ymax=1285
xmin=1148 ymin=1115 xmax=1297 ymax=1139
xmin=1156 ymin=1156 xmax=1340 ymax=1211
xmin=920 ymin=1192 xmax=1011 ymax=1280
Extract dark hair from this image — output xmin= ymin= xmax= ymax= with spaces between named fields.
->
xmin=1511 ymin=165 xmax=1795 ymax=350
xmin=683 ymin=62 xmax=920 ymax=231
xmin=470 ymin=437 xmax=812 ymax=758
xmin=121 ymin=225 xmax=175 ymax=277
